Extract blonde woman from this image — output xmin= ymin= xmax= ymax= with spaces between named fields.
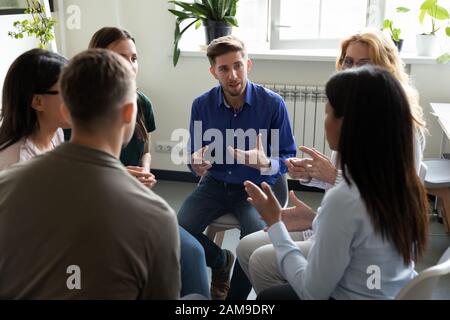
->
xmin=236 ymin=30 xmax=427 ymax=296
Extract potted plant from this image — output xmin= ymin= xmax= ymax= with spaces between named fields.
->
xmin=416 ymin=0 xmax=449 ymax=56
xmin=168 ymin=0 xmax=239 ymax=66
xmin=8 ymin=0 xmax=56 ymax=49
xmin=382 ymin=7 xmax=410 ymax=52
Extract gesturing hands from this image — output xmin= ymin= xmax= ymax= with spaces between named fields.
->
xmin=244 ymin=180 xmax=282 ymax=227
xmin=281 ymin=191 xmax=316 ymax=232
xmin=286 ymin=146 xmax=337 ymax=185
xmin=191 ymin=146 xmax=212 ymax=177
xmin=285 ymin=158 xmax=312 ymax=182
xmin=127 ymin=166 xmax=157 ymax=189
xmin=245 ymin=181 xmax=316 ymax=231
xmin=228 ymin=134 xmax=271 ymax=171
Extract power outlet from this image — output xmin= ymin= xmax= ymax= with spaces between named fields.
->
xmin=155 ymin=141 xmax=177 ymax=153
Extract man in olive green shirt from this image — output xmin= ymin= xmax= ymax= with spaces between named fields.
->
xmin=0 ymin=49 xmax=180 ymax=299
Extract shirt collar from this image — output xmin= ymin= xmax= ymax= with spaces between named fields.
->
xmin=218 ymin=80 xmax=254 ymax=109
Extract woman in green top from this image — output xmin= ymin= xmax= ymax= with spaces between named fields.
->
xmin=89 ymin=27 xmax=157 ymax=187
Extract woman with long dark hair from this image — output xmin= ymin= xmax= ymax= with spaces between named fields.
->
xmin=0 ymin=49 xmax=68 ymax=170
xmin=244 ymin=66 xmax=429 ymax=299
xmin=86 ymin=27 xmax=157 ymax=187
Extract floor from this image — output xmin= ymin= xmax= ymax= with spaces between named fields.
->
xmin=153 ymin=179 xmax=450 ymax=300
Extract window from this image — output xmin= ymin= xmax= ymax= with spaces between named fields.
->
xmin=270 ymin=0 xmax=373 ymax=49
xmin=177 ymin=0 xmax=450 ymax=54
xmin=178 ymin=0 xmax=269 ymax=51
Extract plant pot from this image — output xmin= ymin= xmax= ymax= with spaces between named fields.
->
xmin=203 ymin=20 xmax=232 ymax=44
xmin=416 ymin=34 xmax=438 ymax=56
xmin=393 ymin=39 xmax=404 ymax=52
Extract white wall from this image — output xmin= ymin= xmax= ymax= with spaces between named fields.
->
xmin=0 ymin=13 xmax=39 ymax=103
xmin=55 ymin=0 xmax=450 ymax=172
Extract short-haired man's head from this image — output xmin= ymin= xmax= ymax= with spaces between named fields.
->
xmin=207 ymin=35 xmax=247 ymax=66
xmin=60 ymin=49 xmax=136 ymax=129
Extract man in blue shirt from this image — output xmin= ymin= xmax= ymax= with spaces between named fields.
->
xmin=178 ymin=36 xmax=296 ymax=300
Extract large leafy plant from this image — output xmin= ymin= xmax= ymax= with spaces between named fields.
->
xmin=8 ymin=0 xmax=56 ymax=49
xmin=419 ymin=0 xmax=449 ymax=35
xmin=168 ymin=0 xmax=239 ymax=66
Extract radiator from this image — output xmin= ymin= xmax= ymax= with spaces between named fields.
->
xmin=260 ymin=83 xmax=332 ymax=158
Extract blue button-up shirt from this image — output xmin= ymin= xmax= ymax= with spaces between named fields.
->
xmin=188 ymin=81 xmax=296 ymax=185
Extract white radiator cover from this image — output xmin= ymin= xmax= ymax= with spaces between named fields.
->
xmin=260 ymin=83 xmax=332 ymax=158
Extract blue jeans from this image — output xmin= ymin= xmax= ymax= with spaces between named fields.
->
xmin=178 ymin=174 xmax=266 ymax=300
xmin=180 ymin=226 xmax=210 ymax=299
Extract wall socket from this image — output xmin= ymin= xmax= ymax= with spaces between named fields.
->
xmin=155 ymin=141 xmax=178 ymax=153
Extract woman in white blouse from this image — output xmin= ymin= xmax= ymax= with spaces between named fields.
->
xmin=0 ymin=49 xmax=68 ymax=170
xmin=236 ymin=30 xmax=427 ymax=298
xmin=243 ymin=66 xmax=429 ymax=300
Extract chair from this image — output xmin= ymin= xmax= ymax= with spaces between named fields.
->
xmin=423 ymin=159 xmax=450 ymax=232
xmin=205 ymin=174 xmax=289 ymax=246
xmin=396 ymin=246 xmax=450 ymax=300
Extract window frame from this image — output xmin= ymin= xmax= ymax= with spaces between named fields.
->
xmin=269 ymin=0 xmax=386 ymax=50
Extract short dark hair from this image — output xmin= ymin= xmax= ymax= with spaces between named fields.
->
xmin=88 ymin=27 xmax=135 ymax=49
xmin=325 ymin=65 xmax=428 ymax=265
xmin=206 ymin=35 xmax=247 ymax=66
xmin=0 ymin=49 xmax=67 ymax=150
xmin=60 ymin=49 xmax=135 ymax=130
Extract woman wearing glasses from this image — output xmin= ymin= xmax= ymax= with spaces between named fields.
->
xmin=288 ymin=29 xmax=425 ymax=188
xmin=236 ymin=30 xmax=427 ymax=297
xmin=0 ymin=49 xmax=68 ymax=170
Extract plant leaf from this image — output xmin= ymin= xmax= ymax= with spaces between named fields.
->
xmin=436 ymin=53 xmax=450 ymax=64
xmin=383 ymin=19 xmax=392 ymax=29
xmin=396 ymin=7 xmax=410 ymax=13
xmin=224 ymin=16 xmax=238 ymax=27
xmin=171 ymin=1 xmax=206 ymax=18
xmin=168 ymin=9 xmax=193 ymax=20
xmin=430 ymin=5 xmax=449 ymax=20
xmin=231 ymin=0 xmax=238 ymax=17
xmin=392 ymin=28 xmax=401 ymax=42
xmin=218 ymin=0 xmax=226 ymax=20
xmin=173 ymin=43 xmax=181 ymax=67
xmin=420 ymin=0 xmax=437 ymax=11
xmin=419 ymin=9 xmax=426 ymax=24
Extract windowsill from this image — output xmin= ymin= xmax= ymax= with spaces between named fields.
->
xmin=179 ymin=49 xmax=445 ymax=65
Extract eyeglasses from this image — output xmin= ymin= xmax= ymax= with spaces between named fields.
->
xmin=341 ymin=57 xmax=371 ymax=69
xmin=36 ymin=90 xmax=60 ymax=95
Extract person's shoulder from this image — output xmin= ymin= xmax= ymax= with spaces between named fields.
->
xmin=0 ymin=140 xmax=23 ymax=171
xmin=193 ymin=86 xmax=220 ymax=106
xmin=251 ymin=82 xmax=284 ymax=102
xmin=137 ymin=90 xmax=153 ymax=108
xmin=116 ymin=173 xmax=175 ymax=215
xmin=320 ymin=179 xmax=365 ymax=221
xmin=120 ymin=181 xmax=177 ymax=226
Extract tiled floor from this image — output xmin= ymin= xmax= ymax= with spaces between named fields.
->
xmin=153 ymin=180 xmax=450 ymax=300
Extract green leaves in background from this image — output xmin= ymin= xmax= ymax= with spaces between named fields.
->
xmin=168 ymin=0 xmax=239 ymax=66
xmin=8 ymin=0 xmax=57 ymax=49
xmin=419 ymin=0 xmax=449 ymax=35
